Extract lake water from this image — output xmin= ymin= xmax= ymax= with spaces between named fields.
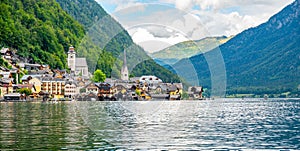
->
xmin=0 ymin=99 xmax=299 ymax=150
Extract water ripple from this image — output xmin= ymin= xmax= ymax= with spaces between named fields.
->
xmin=0 ymin=99 xmax=299 ymax=150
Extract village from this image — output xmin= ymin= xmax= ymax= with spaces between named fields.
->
xmin=0 ymin=46 xmax=204 ymax=101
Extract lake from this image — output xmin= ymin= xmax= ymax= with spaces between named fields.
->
xmin=0 ymin=99 xmax=299 ymax=150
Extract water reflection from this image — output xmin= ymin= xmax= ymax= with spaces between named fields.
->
xmin=0 ymin=99 xmax=299 ymax=150
xmin=0 ymin=102 xmax=115 ymax=150
xmin=76 ymin=99 xmax=300 ymax=150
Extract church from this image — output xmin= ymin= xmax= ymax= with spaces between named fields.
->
xmin=67 ymin=46 xmax=89 ymax=78
xmin=120 ymin=49 xmax=129 ymax=81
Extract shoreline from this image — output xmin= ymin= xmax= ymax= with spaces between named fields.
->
xmin=1 ymin=97 xmax=300 ymax=103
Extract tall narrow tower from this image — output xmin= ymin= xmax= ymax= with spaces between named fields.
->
xmin=67 ymin=46 xmax=76 ymax=72
xmin=121 ymin=49 xmax=129 ymax=81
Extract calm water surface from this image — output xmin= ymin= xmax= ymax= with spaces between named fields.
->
xmin=0 ymin=99 xmax=299 ymax=150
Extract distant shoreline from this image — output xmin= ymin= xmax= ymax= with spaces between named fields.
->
xmin=1 ymin=98 xmax=299 ymax=103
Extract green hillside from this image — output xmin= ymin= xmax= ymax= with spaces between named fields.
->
xmin=0 ymin=0 xmax=85 ymax=69
xmin=56 ymin=0 xmax=181 ymax=82
xmin=151 ymin=36 xmax=232 ymax=65
xmin=56 ymin=0 xmax=107 ymax=30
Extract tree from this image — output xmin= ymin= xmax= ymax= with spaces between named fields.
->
xmin=92 ymin=69 xmax=106 ymax=82
xmin=17 ymin=88 xmax=32 ymax=96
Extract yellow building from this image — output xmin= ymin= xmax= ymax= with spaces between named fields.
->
xmin=29 ymin=78 xmax=42 ymax=93
xmin=0 ymin=81 xmax=13 ymax=97
xmin=41 ymin=77 xmax=65 ymax=99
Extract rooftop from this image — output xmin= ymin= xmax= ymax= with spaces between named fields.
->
xmin=76 ymin=58 xmax=88 ymax=68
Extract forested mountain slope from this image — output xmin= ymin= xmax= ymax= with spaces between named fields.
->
xmin=175 ymin=0 xmax=300 ymax=94
xmin=0 ymin=0 xmax=85 ymax=69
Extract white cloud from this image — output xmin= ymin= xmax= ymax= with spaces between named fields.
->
xmin=96 ymin=0 xmax=294 ymax=52
xmin=175 ymin=0 xmax=193 ymax=10
xmin=190 ymin=10 xmax=265 ymax=37
xmin=129 ymin=27 xmax=189 ymax=53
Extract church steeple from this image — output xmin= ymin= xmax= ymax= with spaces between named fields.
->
xmin=67 ymin=46 xmax=76 ymax=72
xmin=123 ymin=48 xmax=127 ymax=67
xmin=121 ymin=49 xmax=129 ymax=81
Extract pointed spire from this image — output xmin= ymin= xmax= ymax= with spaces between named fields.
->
xmin=121 ymin=49 xmax=129 ymax=81
xmin=123 ymin=49 xmax=127 ymax=67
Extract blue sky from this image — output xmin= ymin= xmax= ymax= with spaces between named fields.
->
xmin=95 ymin=0 xmax=294 ymax=52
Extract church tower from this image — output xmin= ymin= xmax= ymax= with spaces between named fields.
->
xmin=121 ymin=49 xmax=129 ymax=81
xmin=67 ymin=46 xmax=76 ymax=72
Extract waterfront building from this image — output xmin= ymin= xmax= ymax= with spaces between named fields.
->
xmin=64 ymin=81 xmax=77 ymax=98
xmin=188 ymin=86 xmax=204 ymax=100
xmin=41 ymin=77 xmax=65 ymax=99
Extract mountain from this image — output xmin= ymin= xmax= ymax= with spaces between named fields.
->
xmin=175 ymin=0 xmax=300 ymax=96
xmin=56 ymin=0 xmax=180 ymax=82
xmin=151 ymin=36 xmax=232 ymax=65
xmin=0 ymin=0 xmax=85 ymax=69
xmin=56 ymin=0 xmax=107 ymax=30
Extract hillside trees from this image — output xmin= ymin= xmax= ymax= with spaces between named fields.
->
xmin=0 ymin=0 xmax=85 ymax=69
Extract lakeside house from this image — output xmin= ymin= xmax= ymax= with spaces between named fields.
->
xmin=64 ymin=81 xmax=78 ymax=99
xmin=188 ymin=86 xmax=204 ymax=100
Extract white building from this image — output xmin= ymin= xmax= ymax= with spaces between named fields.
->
xmin=67 ymin=46 xmax=89 ymax=78
xmin=139 ymin=75 xmax=163 ymax=88
xmin=64 ymin=81 xmax=78 ymax=97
